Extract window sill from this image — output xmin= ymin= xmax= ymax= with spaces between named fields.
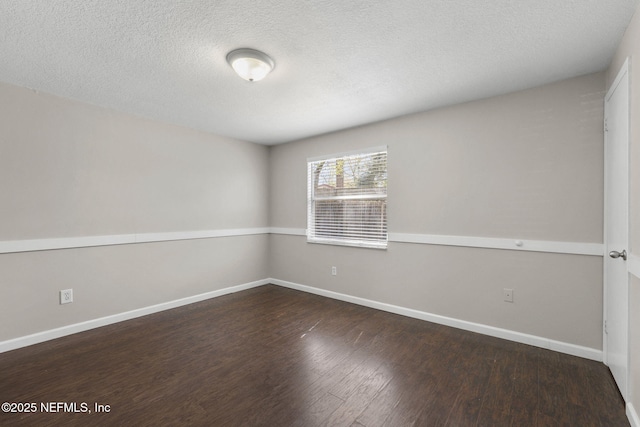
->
xmin=306 ymin=237 xmax=388 ymax=250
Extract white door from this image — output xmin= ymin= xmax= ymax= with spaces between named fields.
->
xmin=604 ymin=58 xmax=629 ymax=401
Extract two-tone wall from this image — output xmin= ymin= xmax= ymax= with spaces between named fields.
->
xmin=0 ymin=58 xmax=621 ymax=404
xmin=269 ymin=72 xmax=606 ymax=358
xmin=0 ymin=83 xmax=270 ymax=344
xmin=608 ymin=6 xmax=640 ymax=425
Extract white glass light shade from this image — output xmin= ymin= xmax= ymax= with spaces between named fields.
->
xmin=226 ymin=48 xmax=275 ymax=82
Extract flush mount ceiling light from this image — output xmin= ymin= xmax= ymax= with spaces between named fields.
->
xmin=226 ymin=48 xmax=275 ymax=82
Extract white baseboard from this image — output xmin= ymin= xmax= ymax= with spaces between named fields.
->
xmin=2 ymin=277 xmax=603 ymax=363
xmin=629 ymin=403 xmax=640 ymax=427
xmin=0 ymin=278 xmax=269 ymax=354
xmin=269 ymin=278 xmax=602 ymax=362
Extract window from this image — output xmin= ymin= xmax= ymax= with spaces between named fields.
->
xmin=307 ymin=147 xmax=387 ymax=249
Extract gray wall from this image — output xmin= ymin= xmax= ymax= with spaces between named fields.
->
xmin=0 ymin=83 xmax=270 ymax=341
xmin=1 ymin=16 xmax=635 ymax=416
xmin=269 ymin=72 xmax=605 ymax=350
xmin=608 ymin=5 xmax=640 ymax=417
xmin=0 ymin=61 xmax=612 ymax=364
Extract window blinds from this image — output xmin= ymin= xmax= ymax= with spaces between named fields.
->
xmin=307 ymin=148 xmax=387 ymax=249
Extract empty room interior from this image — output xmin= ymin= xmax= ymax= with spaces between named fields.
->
xmin=1 ymin=1 xmax=640 ymax=426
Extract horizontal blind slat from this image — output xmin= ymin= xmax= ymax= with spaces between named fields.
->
xmin=308 ymin=149 xmax=387 ymax=249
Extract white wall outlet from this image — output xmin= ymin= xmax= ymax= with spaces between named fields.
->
xmin=331 ymin=266 xmax=337 ymax=276
xmin=503 ymin=288 xmax=513 ymax=303
xmin=60 ymin=289 xmax=73 ymax=305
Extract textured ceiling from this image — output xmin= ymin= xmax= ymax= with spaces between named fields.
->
xmin=0 ymin=1 xmax=637 ymax=145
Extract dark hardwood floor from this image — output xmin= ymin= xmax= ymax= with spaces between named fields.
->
xmin=0 ymin=285 xmax=628 ymax=426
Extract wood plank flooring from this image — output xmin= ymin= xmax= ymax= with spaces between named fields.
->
xmin=0 ymin=285 xmax=628 ymax=426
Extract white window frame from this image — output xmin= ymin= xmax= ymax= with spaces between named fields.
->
xmin=307 ymin=146 xmax=388 ymax=249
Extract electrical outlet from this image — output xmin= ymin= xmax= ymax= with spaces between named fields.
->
xmin=331 ymin=266 xmax=337 ymax=276
xmin=60 ymin=289 xmax=73 ymax=305
xmin=503 ymin=288 xmax=513 ymax=303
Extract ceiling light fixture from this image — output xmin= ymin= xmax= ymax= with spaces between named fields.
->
xmin=226 ymin=48 xmax=275 ymax=82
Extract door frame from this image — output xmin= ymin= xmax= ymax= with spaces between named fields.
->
xmin=602 ymin=56 xmax=630 ymax=400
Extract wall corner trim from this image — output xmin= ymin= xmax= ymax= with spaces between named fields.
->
xmin=628 ymin=403 xmax=640 ymax=427
xmin=0 ymin=279 xmax=269 ymax=354
xmin=268 ymin=278 xmax=603 ymax=362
